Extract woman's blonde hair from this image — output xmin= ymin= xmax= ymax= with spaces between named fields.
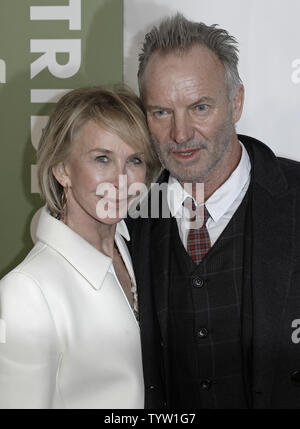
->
xmin=37 ymin=86 xmax=160 ymax=215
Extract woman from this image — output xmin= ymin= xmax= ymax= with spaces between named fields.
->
xmin=0 ymin=87 xmax=159 ymax=409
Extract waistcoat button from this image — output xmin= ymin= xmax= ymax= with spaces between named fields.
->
xmin=200 ymin=379 xmax=212 ymax=390
xmin=197 ymin=328 xmax=208 ymax=338
xmin=192 ymin=277 xmax=204 ymax=288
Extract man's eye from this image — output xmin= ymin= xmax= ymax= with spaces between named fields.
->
xmin=153 ymin=109 xmax=168 ymax=118
xmin=195 ymin=104 xmax=207 ymax=112
xmin=95 ymin=155 xmax=109 ymax=163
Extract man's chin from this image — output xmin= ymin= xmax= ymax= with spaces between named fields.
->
xmin=164 ymin=161 xmax=201 ymax=183
xmin=168 ymin=170 xmax=202 ymax=184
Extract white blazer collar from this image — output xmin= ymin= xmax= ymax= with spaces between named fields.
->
xmin=36 ymin=207 xmax=130 ymax=290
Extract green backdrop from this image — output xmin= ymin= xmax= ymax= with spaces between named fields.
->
xmin=0 ymin=0 xmax=123 ymax=277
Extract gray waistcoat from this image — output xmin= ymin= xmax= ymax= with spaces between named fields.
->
xmin=167 ymin=192 xmax=250 ymax=408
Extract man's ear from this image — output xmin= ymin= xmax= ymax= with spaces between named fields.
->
xmin=52 ymin=162 xmax=71 ymax=187
xmin=232 ymin=84 xmax=244 ymax=124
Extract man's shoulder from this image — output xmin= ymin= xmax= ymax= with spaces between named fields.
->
xmin=239 ymin=134 xmax=300 ymax=190
xmin=277 ymin=156 xmax=300 ymax=189
xmin=277 ymin=155 xmax=300 ymax=170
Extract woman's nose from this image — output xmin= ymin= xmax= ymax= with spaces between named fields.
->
xmin=111 ymin=163 xmax=127 ymax=190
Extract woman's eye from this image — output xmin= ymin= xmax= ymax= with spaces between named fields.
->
xmin=130 ymin=157 xmax=143 ymax=165
xmin=95 ymin=155 xmax=109 ymax=163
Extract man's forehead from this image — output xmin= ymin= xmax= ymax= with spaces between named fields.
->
xmin=146 ymin=44 xmax=222 ymax=71
xmin=142 ymin=46 xmax=226 ymax=105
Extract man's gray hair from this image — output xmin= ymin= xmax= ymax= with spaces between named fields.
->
xmin=138 ymin=13 xmax=242 ymax=100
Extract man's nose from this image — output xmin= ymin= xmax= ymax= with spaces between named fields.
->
xmin=170 ymin=113 xmax=194 ymax=144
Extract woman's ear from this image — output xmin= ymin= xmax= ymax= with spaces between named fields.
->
xmin=52 ymin=163 xmax=71 ymax=187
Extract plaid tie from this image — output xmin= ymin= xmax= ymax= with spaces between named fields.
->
xmin=186 ymin=201 xmax=211 ymax=265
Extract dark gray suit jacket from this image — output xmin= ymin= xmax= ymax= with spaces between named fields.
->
xmin=128 ymin=135 xmax=300 ymax=408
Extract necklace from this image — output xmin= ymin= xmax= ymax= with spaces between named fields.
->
xmin=131 ymin=281 xmax=139 ymax=322
xmin=114 ymin=244 xmax=139 ymax=322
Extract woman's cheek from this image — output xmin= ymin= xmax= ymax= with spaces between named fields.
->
xmin=130 ymin=165 xmax=147 ymax=184
xmin=93 ymin=169 xmax=114 ymax=187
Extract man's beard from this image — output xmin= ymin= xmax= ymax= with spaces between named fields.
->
xmin=150 ymin=123 xmax=233 ymax=184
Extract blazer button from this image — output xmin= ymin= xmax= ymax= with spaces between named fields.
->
xmin=291 ymin=370 xmax=300 ymax=383
xmin=192 ymin=277 xmax=204 ymax=288
xmin=147 ymin=385 xmax=156 ymax=390
xmin=200 ymin=379 xmax=212 ymax=390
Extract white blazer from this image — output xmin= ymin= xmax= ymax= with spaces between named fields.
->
xmin=0 ymin=207 xmax=144 ymax=409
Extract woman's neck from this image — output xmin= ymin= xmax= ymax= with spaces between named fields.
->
xmin=63 ymin=204 xmax=117 ymax=258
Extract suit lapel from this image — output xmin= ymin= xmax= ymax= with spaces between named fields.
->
xmin=241 ymin=136 xmax=296 ymax=407
xmin=251 ymin=183 xmax=295 ymax=407
xmin=131 ymin=170 xmax=172 ymax=346
xmin=151 ymin=218 xmax=173 ymax=343
xmin=150 ymin=170 xmax=172 ymax=344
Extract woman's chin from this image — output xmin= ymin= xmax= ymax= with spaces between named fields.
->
xmin=95 ymin=209 xmax=128 ymax=225
xmin=97 ymin=216 xmax=124 ymax=225
xmin=96 ymin=202 xmax=128 ymax=223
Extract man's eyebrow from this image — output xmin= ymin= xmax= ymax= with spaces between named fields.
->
xmin=189 ymin=97 xmax=215 ymax=108
xmin=146 ymin=97 xmax=215 ymax=111
xmin=146 ymin=105 xmax=171 ymax=111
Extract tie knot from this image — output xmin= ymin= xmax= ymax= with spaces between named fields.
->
xmin=183 ymin=198 xmax=210 ymax=228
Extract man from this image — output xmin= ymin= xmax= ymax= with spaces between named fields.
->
xmin=129 ymin=14 xmax=300 ymax=408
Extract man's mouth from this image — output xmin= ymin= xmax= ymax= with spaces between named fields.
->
xmin=172 ymin=148 xmax=201 ymax=160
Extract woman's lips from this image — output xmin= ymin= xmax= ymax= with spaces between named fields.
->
xmin=102 ymin=198 xmax=128 ymax=208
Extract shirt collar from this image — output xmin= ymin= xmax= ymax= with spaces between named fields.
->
xmin=116 ymin=218 xmax=130 ymax=241
xmin=167 ymin=141 xmax=251 ymax=222
xmin=36 ymin=207 xmax=130 ymax=290
xmin=167 ymin=176 xmax=191 ymax=218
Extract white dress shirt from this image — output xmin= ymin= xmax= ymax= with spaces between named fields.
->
xmin=0 ymin=207 xmax=144 ymax=409
xmin=167 ymin=142 xmax=251 ymax=248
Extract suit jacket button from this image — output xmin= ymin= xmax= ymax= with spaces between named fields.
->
xmin=291 ymin=370 xmax=300 ymax=383
xmin=147 ymin=385 xmax=156 ymax=390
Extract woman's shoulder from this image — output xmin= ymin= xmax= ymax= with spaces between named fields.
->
xmin=1 ymin=242 xmax=47 ymax=290
xmin=0 ymin=240 xmax=66 ymax=340
xmin=0 ymin=244 xmax=61 ymax=363
xmin=0 ymin=240 xmax=64 ymax=294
